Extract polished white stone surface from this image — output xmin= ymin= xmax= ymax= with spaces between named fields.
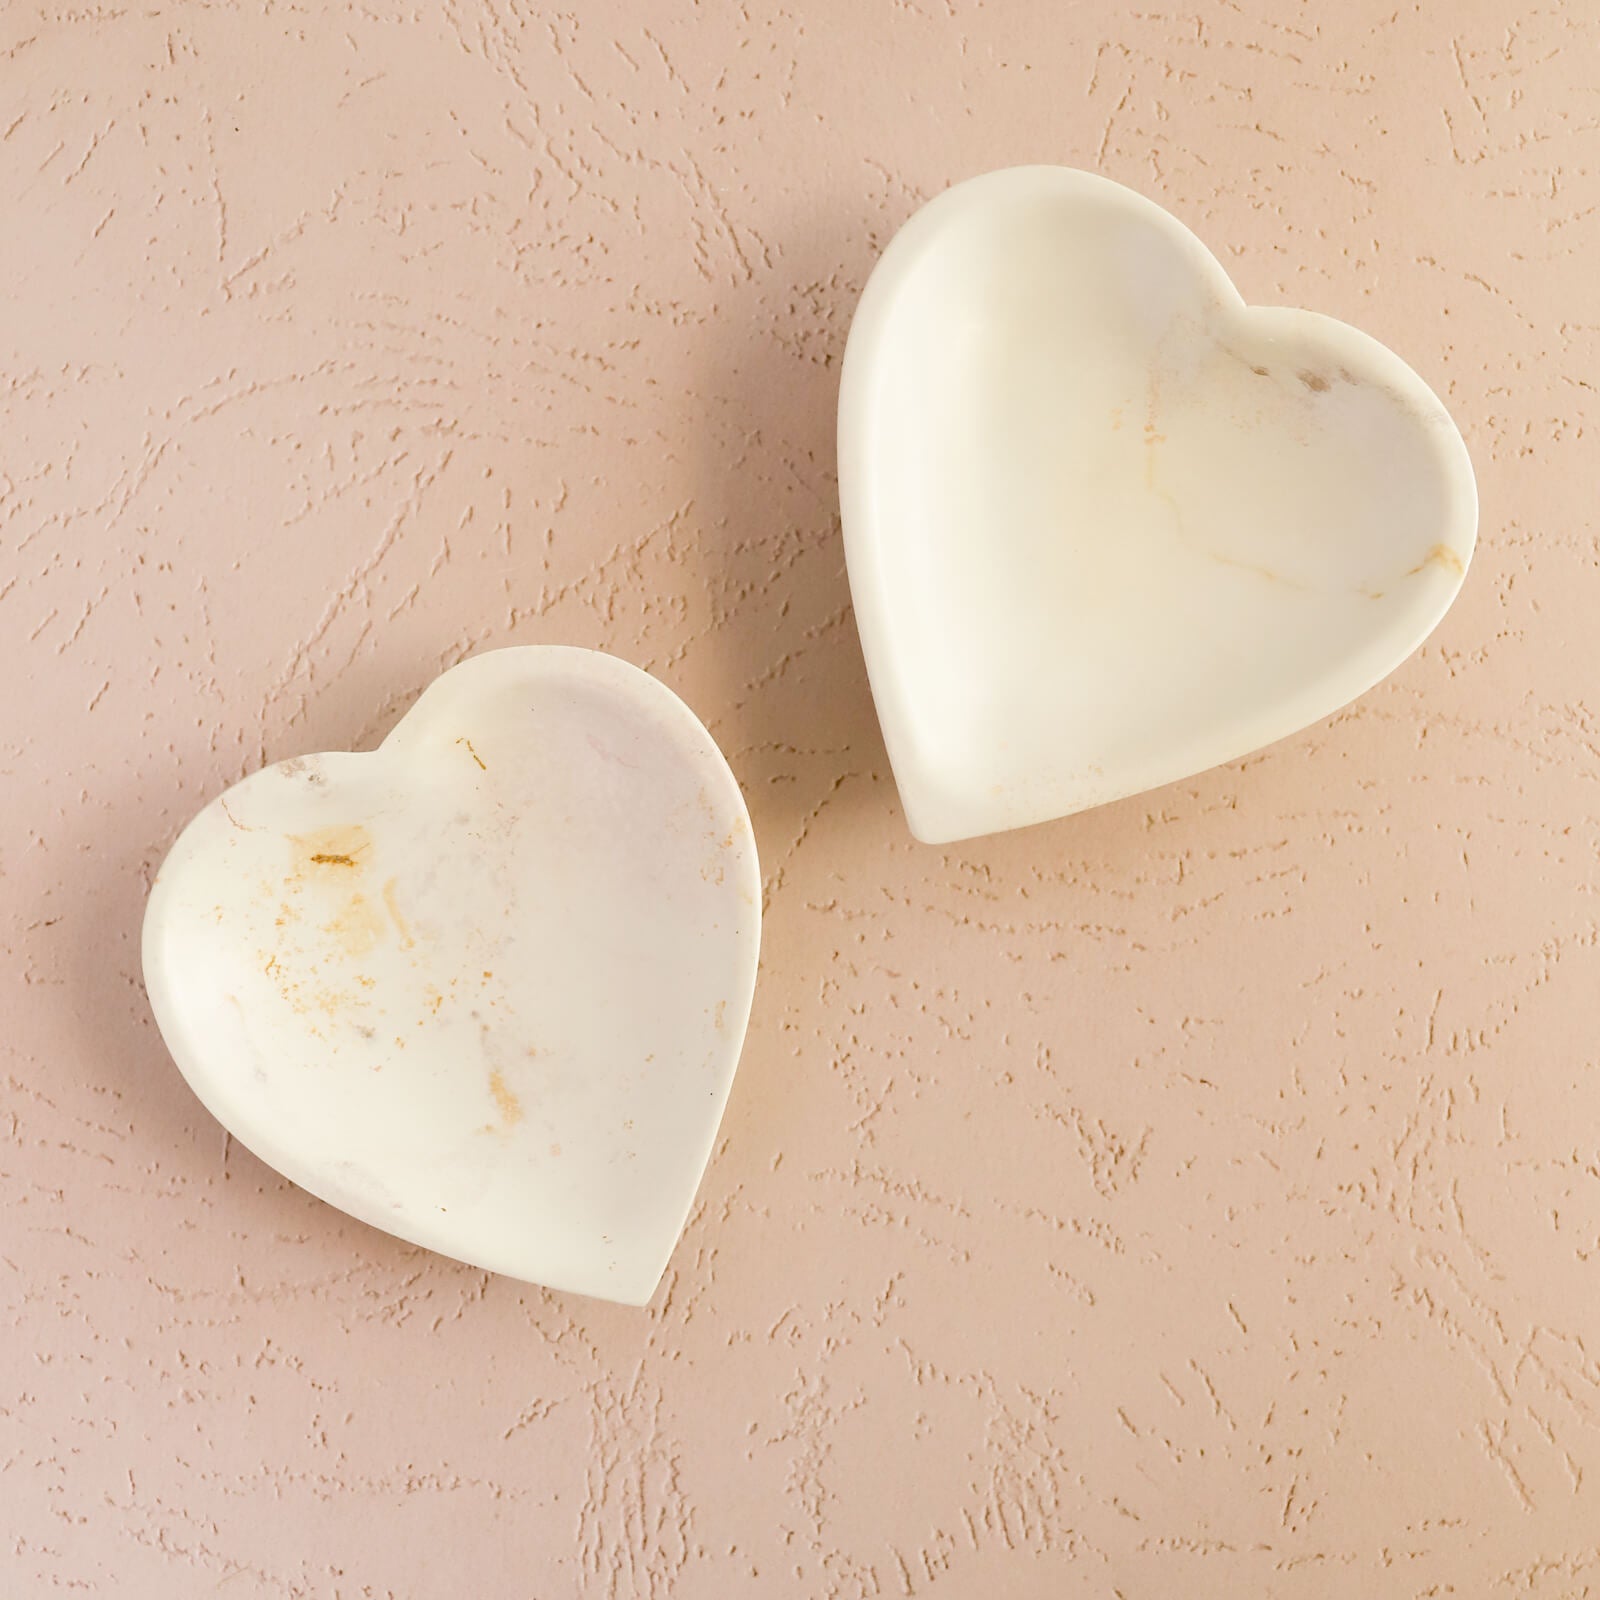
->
xmin=838 ymin=166 xmax=1479 ymax=844
xmin=142 ymin=647 xmax=760 ymax=1305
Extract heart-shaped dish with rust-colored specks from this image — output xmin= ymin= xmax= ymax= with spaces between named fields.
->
xmin=143 ymin=647 xmax=760 ymax=1306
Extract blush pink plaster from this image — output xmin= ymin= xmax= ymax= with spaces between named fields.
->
xmin=3 ymin=2 xmax=1597 ymax=1595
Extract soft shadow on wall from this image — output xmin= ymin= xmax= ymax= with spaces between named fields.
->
xmin=682 ymin=194 xmax=899 ymax=897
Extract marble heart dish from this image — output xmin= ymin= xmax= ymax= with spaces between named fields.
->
xmin=838 ymin=166 xmax=1478 ymax=844
xmin=142 ymin=647 xmax=760 ymax=1305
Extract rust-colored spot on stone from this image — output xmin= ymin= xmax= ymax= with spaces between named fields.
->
xmin=1297 ymin=369 xmax=1331 ymax=393
xmin=456 ymin=736 xmax=487 ymax=771
xmin=488 ymin=1067 xmax=524 ymax=1127
xmin=266 ymin=825 xmax=387 ymax=1017
xmin=289 ymin=824 xmax=373 ymax=877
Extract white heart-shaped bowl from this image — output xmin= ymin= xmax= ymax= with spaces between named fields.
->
xmin=142 ymin=647 xmax=760 ymax=1305
xmin=838 ymin=166 xmax=1478 ymax=844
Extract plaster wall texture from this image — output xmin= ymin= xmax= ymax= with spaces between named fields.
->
xmin=3 ymin=2 xmax=1598 ymax=1595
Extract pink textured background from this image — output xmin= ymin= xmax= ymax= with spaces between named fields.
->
xmin=4 ymin=2 xmax=1597 ymax=1594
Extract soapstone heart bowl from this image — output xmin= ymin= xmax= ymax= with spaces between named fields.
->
xmin=142 ymin=647 xmax=760 ymax=1306
xmin=838 ymin=166 xmax=1478 ymax=844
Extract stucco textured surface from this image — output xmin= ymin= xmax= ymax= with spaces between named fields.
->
xmin=3 ymin=2 xmax=1598 ymax=1595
